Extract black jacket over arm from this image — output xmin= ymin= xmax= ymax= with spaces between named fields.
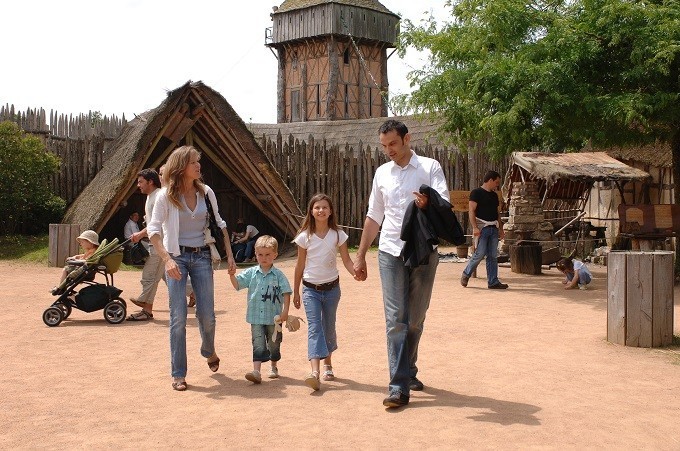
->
xmin=399 ymin=184 xmax=466 ymax=268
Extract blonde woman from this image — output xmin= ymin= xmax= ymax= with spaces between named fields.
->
xmin=148 ymin=146 xmax=235 ymax=391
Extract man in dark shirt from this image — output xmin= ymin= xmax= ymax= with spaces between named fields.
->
xmin=460 ymin=170 xmax=509 ymax=289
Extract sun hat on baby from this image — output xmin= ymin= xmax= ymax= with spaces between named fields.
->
xmin=77 ymin=230 xmax=100 ymax=246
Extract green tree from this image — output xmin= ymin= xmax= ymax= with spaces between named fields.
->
xmin=395 ymin=0 xmax=679 ymax=156
xmin=395 ymin=0 xmax=680 ymax=272
xmin=0 ymin=121 xmax=65 ymax=235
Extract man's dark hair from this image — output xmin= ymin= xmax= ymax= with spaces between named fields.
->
xmin=483 ymin=170 xmax=501 ymax=183
xmin=137 ymin=168 xmax=161 ymax=188
xmin=379 ymin=119 xmax=408 ymax=139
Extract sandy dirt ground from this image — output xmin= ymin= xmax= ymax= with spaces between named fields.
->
xmin=2 ymin=247 xmax=679 ymax=449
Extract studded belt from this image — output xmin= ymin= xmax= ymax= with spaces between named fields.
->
xmin=179 ymin=245 xmax=210 ymax=253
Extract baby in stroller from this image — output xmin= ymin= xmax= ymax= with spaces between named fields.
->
xmin=44 ymin=232 xmax=128 ymax=327
xmin=53 ymin=230 xmax=100 ymax=291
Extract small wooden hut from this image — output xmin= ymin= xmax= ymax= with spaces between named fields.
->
xmin=502 ymin=151 xmax=651 ymax=249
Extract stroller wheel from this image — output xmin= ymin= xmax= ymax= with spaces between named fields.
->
xmin=43 ymin=307 xmax=64 ymax=327
xmin=55 ymin=301 xmax=72 ymax=319
xmin=104 ymin=299 xmax=126 ymax=324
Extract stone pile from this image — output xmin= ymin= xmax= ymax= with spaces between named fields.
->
xmin=502 ymin=181 xmax=553 ymax=252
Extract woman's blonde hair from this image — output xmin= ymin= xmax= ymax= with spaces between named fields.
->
xmin=163 ymin=146 xmax=205 ymax=208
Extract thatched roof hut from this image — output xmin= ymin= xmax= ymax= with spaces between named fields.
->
xmin=63 ymin=81 xmax=302 ymax=243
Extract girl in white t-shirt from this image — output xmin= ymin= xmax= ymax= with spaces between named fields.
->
xmin=557 ymin=256 xmax=592 ymax=290
xmin=293 ymin=193 xmax=357 ymax=391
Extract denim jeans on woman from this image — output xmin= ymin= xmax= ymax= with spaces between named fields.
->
xmin=462 ymin=225 xmax=500 ymax=287
xmin=166 ymin=248 xmax=215 ymax=378
xmin=378 ymin=249 xmax=438 ymax=397
xmin=302 ymin=284 xmax=340 ymax=360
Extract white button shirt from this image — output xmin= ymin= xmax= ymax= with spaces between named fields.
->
xmin=366 ymin=151 xmax=449 ymax=257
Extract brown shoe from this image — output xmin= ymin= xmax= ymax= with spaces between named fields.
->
xmin=187 ymin=293 xmax=196 ymax=308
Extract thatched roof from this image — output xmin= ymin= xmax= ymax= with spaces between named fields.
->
xmin=504 ymin=151 xmax=651 ymax=203
xmin=602 ymin=142 xmax=672 ymax=168
xmin=275 ymin=0 xmax=396 ymax=15
xmin=248 ymin=115 xmax=454 ymax=152
xmin=63 ymin=81 xmax=302 ymax=237
xmin=510 ymin=151 xmax=651 ymax=185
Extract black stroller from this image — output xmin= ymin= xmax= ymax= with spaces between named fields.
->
xmin=43 ymin=238 xmax=128 ymax=327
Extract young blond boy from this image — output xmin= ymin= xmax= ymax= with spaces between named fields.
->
xmin=228 ymin=235 xmax=292 ymax=383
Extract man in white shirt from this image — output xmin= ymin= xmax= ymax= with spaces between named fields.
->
xmin=354 ymin=119 xmax=449 ymax=408
xmin=127 ymin=169 xmax=164 ymax=321
xmin=124 ymin=212 xmax=141 ymax=240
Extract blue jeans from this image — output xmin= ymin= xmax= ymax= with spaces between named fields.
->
xmin=462 ymin=226 xmax=500 ymax=286
xmin=251 ymin=324 xmax=281 ymax=362
xmin=302 ymin=284 xmax=340 ymax=360
xmin=566 ymin=271 xmax=592 ymax=286
xmin=378 ymin=250 xmax=438 ymax=396
xmin=166 ymin=249 xmax=215 ymax=378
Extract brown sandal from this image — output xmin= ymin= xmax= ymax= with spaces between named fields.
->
xmin=207 ymin=356 xmax=220 ymax=372
xmin=127 ymin=310 xmax=153 ymax=321
xmin=172 ymin=379 xmax=188 ymax=391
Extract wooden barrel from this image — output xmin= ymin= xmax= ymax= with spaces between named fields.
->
xmin=510 ymin=242 xmax=542 ymax=275
xmin=607 ymin=251 xmax=674 ymax=347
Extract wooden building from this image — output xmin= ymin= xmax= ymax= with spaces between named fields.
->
xmin=266 ymin=0 xmax=399 ymax=123
xmin=63 ymin=81 xmax=302 ymax=247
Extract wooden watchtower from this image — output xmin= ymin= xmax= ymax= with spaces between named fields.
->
xmin=266 ymin=0 xmax=400 ymax=123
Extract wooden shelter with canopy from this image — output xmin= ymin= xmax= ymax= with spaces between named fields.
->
xmin=63 ymin=81 xmax=302 ymax=249
xmin=502 ymin=152 xmax=651 ymax=252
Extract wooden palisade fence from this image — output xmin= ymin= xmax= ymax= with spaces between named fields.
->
xmin=2 ymin=103 xmax=507 ymax=246
xmin=260 ymin=131 xmax=506 ymax=245
xmin=0 ymin=104 xmax=126 ymax=204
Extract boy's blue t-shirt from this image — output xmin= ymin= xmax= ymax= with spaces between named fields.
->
xmin=234 ymin=265 xmax=292 ymax=325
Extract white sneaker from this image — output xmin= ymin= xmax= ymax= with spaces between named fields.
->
xmin=268 ymin=367 xmax=279 ymax=379
xmin=245 ymin=370 xmax=262 ymax=384
xmin=578 ymin=284 xmax=588 ymax=290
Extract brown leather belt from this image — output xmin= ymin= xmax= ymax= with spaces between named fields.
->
xmin=179 ymin=245 xmax=210 ymax=253
xmin=302 ymin=278 xmax=339 ymax=291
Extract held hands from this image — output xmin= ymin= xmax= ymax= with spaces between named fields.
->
xmin=353 ymin=258 xmax=367 ymax=281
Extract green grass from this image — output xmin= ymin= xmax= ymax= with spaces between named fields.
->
xmin=0 ymin=235 xmax=50 ymax=264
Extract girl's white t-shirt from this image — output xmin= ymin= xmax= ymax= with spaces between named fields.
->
xmin=294 ymin=229 xmax=348 ymax=284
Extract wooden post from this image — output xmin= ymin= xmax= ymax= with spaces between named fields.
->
xmin=509 ymin=242 xmax=542 ymax=275
xmin=48 ymin=224 xmax=81 ymax=267
xmin=607 ymin=251 xmax=674 ymax=347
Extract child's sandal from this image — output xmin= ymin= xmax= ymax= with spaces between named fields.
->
xmin=322 ymin=364 xmax=334 ymax=381
xmin=305 ymin=371 xmax=320 ymax=391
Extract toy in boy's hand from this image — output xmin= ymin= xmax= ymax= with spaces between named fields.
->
xmin=272 ymin=314 xmax=305 ymax=342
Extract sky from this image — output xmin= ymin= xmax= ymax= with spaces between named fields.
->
xmin=2 ymin=1 xmax=450 ymax=124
